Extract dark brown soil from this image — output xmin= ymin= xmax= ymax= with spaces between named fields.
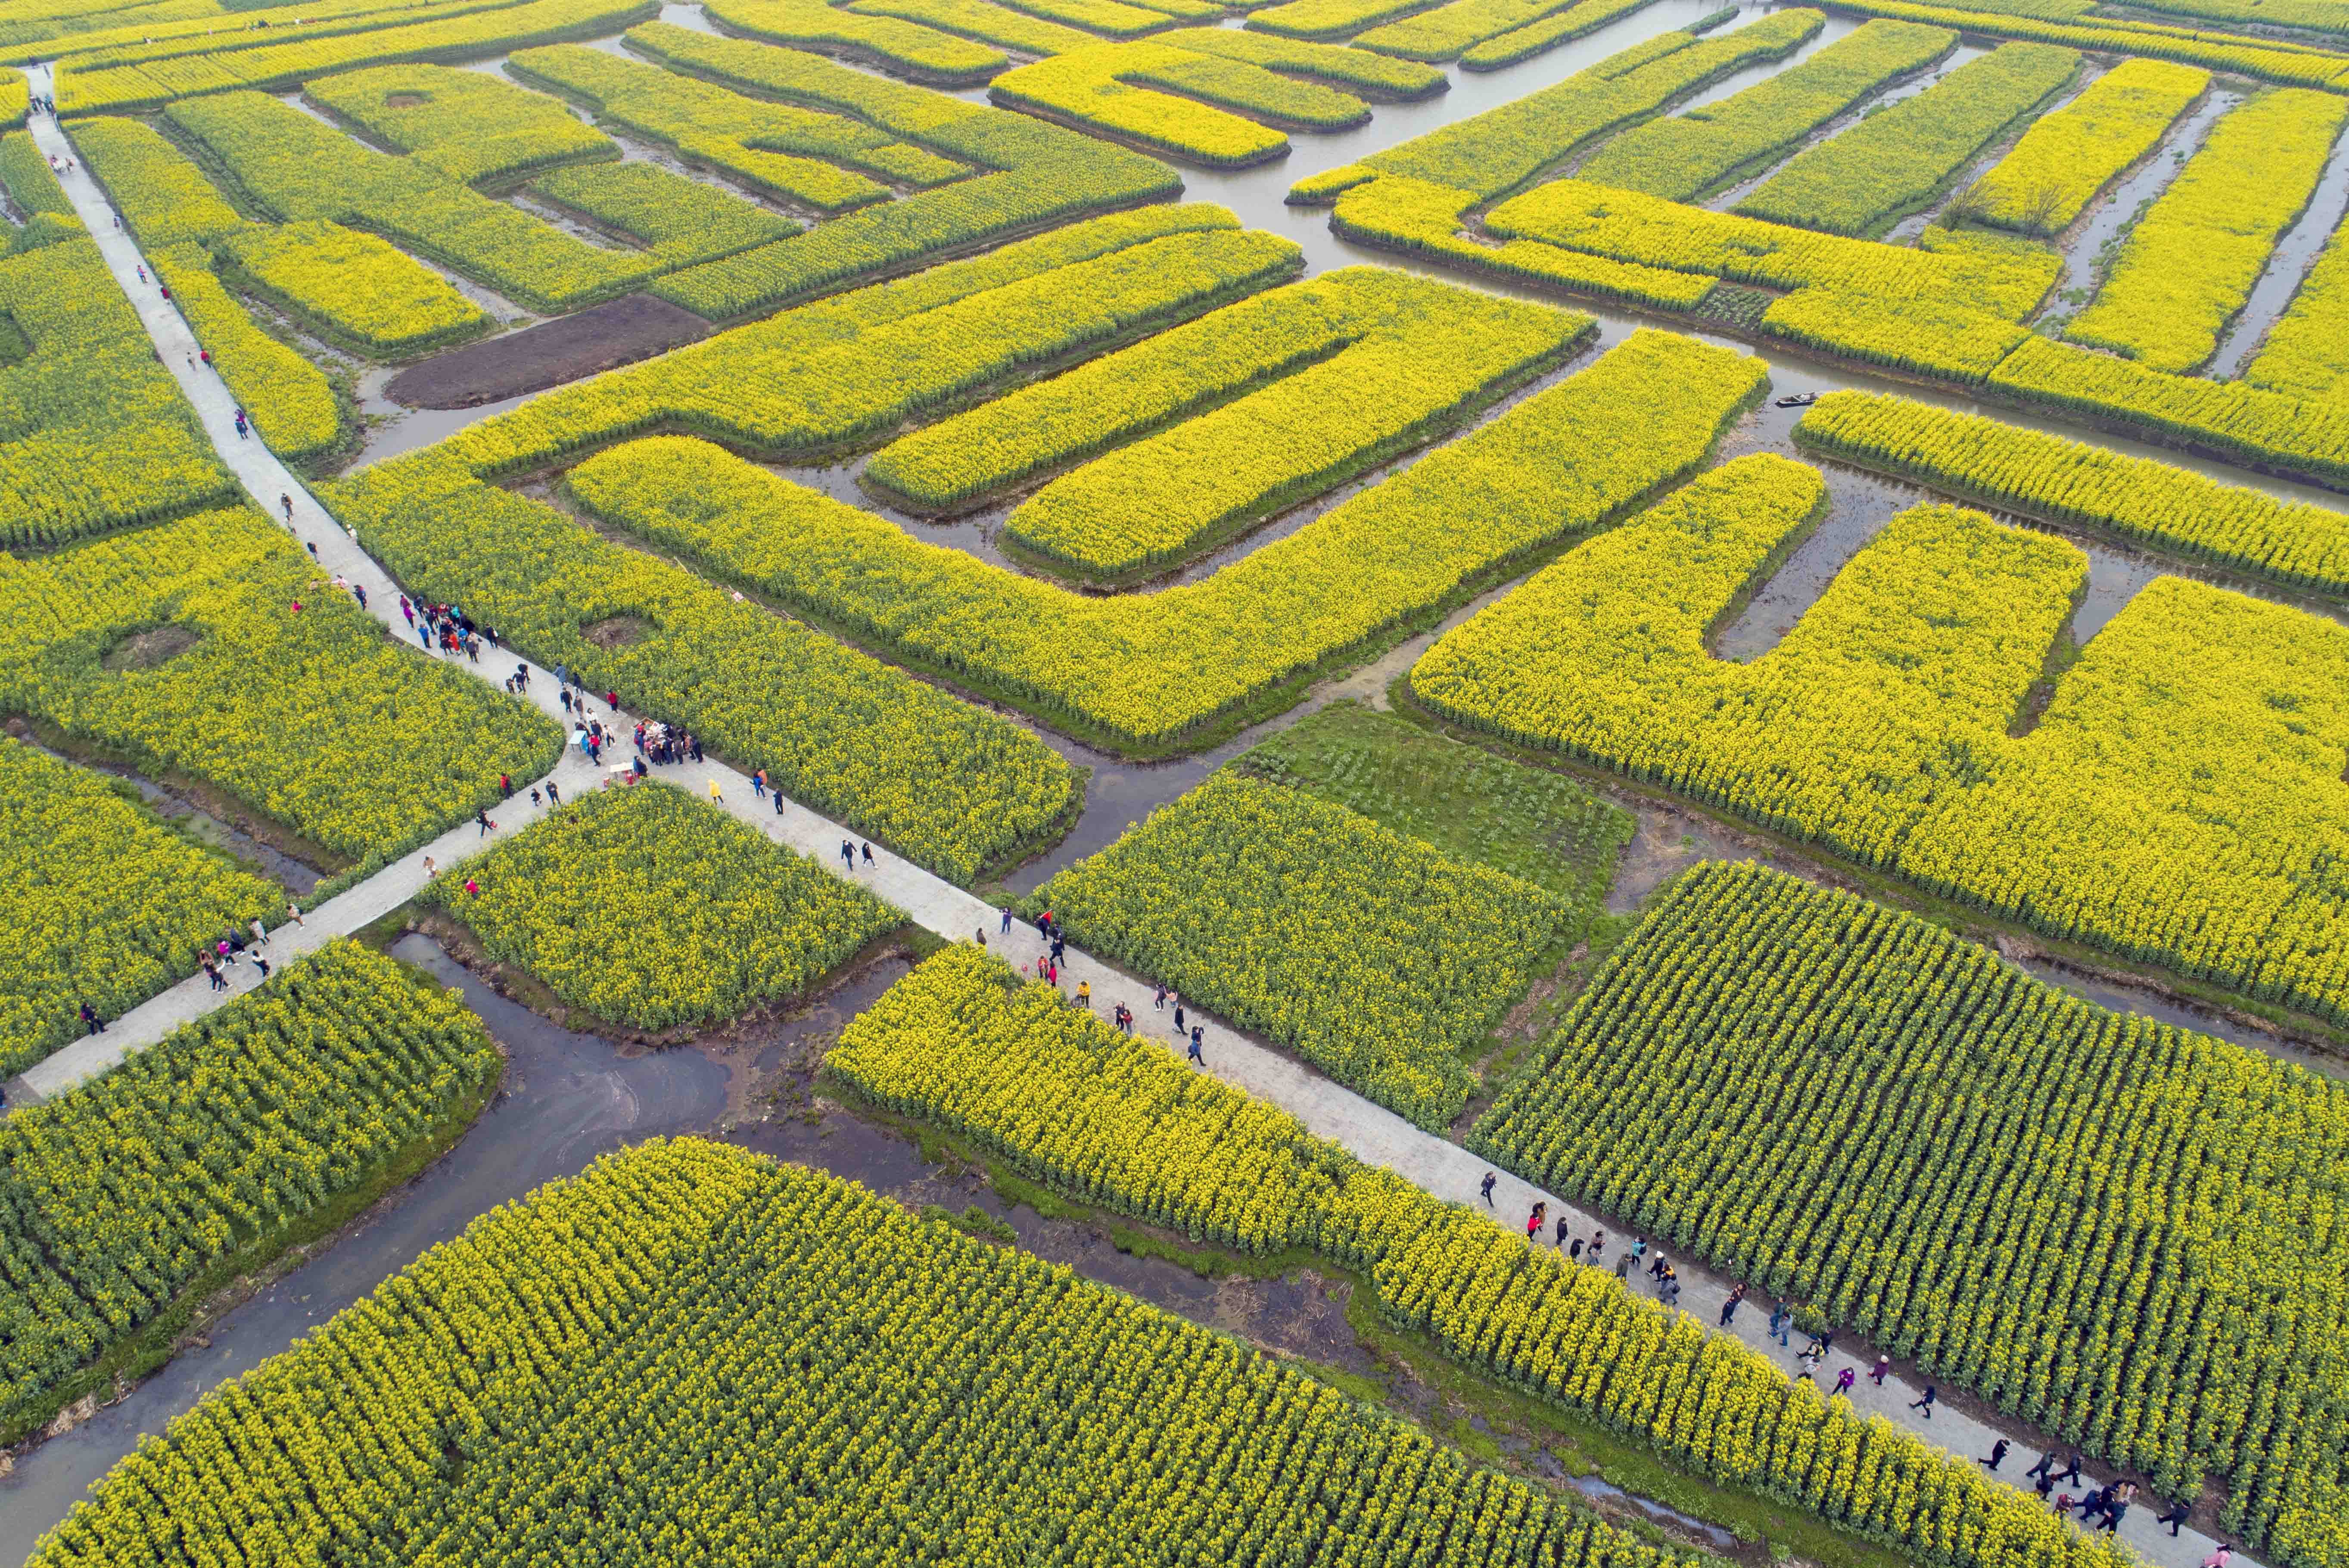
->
xmin=98 ymin=623 xmax=199 ymax=672
xmin=582 ymin=614 xmax=654 ymax=650
xmin=385 ymin=294 xmax=709 ymax=409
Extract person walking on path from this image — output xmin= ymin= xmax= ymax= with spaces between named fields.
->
xmin=279 ymin=491 xmax=292 ymax=522
xmin=840 ymin=840 xmax=856 ymax=870
xmin=708 ymin=779 xmax=722 ymax=803
xmin=2053 ymin=1453 xmax=2084 ymax=1486
xmin=1173 ymin=1000 xmax=1186 ymax=1036
xmin=476 ymin=809 xmax=496 ymax=836
xmin=252 ymin=953 xmax=271 ymax=982
xmin=1766 ymin=1302 xmax=1789 ymax=1346
xmin=498 ymin=773 xmax=512 ymax=799
xmin=1796 ymin=1344 xmax=1820 ymax=1382
xmin=1187 ymin=1026 xmax=1204 ymax=1066
xmin=1981 ymin=1440 xmax=2009 ymax=1472
xmin=1833 ymin=1366 xmax=1855 ymax=1397
xmin=204 ymin=960 xmax=225 ymax=992
xmin=1869 ymin=1353 xmax=1892 ymax=1386
xmin=1587 ymin=1231 xmax=1605 ymax=1265
xmin=862 ymin=843 xmax=874 ymax=865
xmin=1615 ymin=1248 xmax=1634 ymax=1280
xmin=1525 ymin=1202 xmax=1546 ymax=1241
xmin=1073 ymin=980 xmax=1090 ymax=1009
xmin=2026 ymin=1451 xmax=2056 ymax=1481
xmin=1556 ymin=1215 xmax=1572 ymax=1251
xmin=2202 ymin=1549 xmax=2233 ymax=1568
xmin=1480 ymin=1172 xmax=1496 ymax=1207
xmin=1153 ymin=981 xmax=1167 ymax=1009
xmin=250 ymin=917 xmax=268 ymax=949
xmin=2157 ymin=1501 xmax=2192 ymax=1537
xmin=78 ymin=1001 xmax=103 ymax=1036
xmin=1909 ymin=1385 xmax=1937 ymax=1419
xmin=1720 ymin=1284 xmax=1745 ymax=1327
xmin=1001 ymin=907 xmax=1014 ymax=936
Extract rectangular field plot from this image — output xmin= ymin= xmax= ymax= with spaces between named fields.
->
xmin=0 ymin=943 xmax=499 ymax=1445
xmin=1470 ymin=859 xmax=2349 ymax=1568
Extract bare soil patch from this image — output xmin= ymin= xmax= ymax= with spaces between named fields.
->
xmin=98 ymin=623 xmax=199 ymax=672
xmin=385 ymin=294 xmax=708 ymax=410
xmin=382 ymin=93 xmax=429 ymax=108
xmin=582 ymin=613 xmax=653 ymax=650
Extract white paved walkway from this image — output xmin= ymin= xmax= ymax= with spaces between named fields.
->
xmin=20 ymin=94 xmax=2237 ymax=1568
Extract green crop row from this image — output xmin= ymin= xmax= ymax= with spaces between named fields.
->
xmin=303 ymin=59 xmax=614 ymax=185
xmin=42 ymin=0 xmax=526 ymax=72
xmin=1327 ymin=173 xmax=1720 ymax=309
xmin=1734 ymin=41 xmax=2080 ymax=236
xmin=554 ymin=328 xmax=1761 ymax=751
xmin=1457 ymin=0 xmax=1666 ymax=71
xmin=0 ymin=237 xmax=237 ymax=545
xmin=1968 ymin=56 xmax=2211 ymax=234
xmin=999 ymin=271 xmax=1583 ymax=577
xmin=697 ymin=0 xmax=1009 ymax=87
xmin=218 ymin=218 xmax=490 ymax=358
xmin=1165 ymin=23 xmax=1446 ymax=91
xmin=1236 ymin=699 xmax=1637 ymax=909
xmin=151 ymin=242 xmax=343 ymax=458
xmin=26 ymin=1135 xmax=1698 ymax=1568
xmin=1355 ymin=0 xmax=1649 ymax=64
xmin=988 ymin=38 xmax=1367 ymax=169
xmin=428 ymin=784 xmax=901 ymax=1030
xmin=1486 ymin=178 xmax=2060 ymax=317
xmin=1037 ymin=771 xmax=1564 ymax=1126
xmin=1414 ymin=451 xmax=2349 ymax=1040
xmin=2246 ymin=209 xmax=2349 ymax=401
xmin=825 ymin=946 xmax=2147 ymax=1568
xmin=1291 ymin=11 xmax=1826 ymax=203
xmin=52 ymin=0 xmax=658 ymax=113
xmin=528 ymin=161 xmax=795 ymax=268
xmin=2066 ymin=87 xmax=2349 ymax=373
xmin=509 ymin=39 xmax=965 ymax=213
xmin=68 ymin=113 xmax=245 ymax=249
xmin=2118 ymin=0 xmax=2349 ymax=37
xmin=1988 ymin=330 xmax=2349 ymax=484
xmin=1815 ymin=0 xmax=2349 ymax=88
xmin=0 ymin=505 xmax=563 ymax=865
xmin=0 ymin=942 xmax=499 ymax=1441
xmin=0 ymin=737 xmax=282 ymax=1079
xmin=989 ymin=0 xmax=1186 ymax=38
xmin=0 ymin=128 xmax=74 ymax=221
xmin=611 ymin=22 xmax=1182 ymax=320
xmin=1798 ymin=385 xmax=2349 ymax=607
xmin=1580 ymin=18 xmax=1957 ymax=204
xmin=1472 ymin=859 xmax=2349 ymax=1568
xmin=847 ymin=0 xmax=1091 ymax=52
xmin=1245 ymin=0 xmax=1441 ymax=40
xmin=865 ymin=267 xmax=1376 ymax=512
xmin=1760 ymin=280 xmax=2032 ymax=380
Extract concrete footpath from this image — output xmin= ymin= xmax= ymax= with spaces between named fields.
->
xmin=17 ymin=94 xmax=2244 ymax=1568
